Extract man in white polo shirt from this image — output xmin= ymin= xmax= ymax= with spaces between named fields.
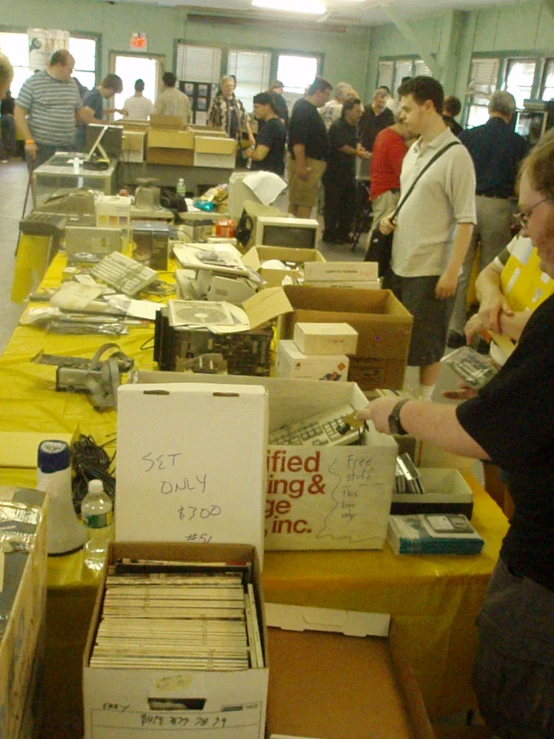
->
xmin=15 ymin=49 xmax=95 ymax=168
xmin=380 ymin=76 xmax=476 ymax=400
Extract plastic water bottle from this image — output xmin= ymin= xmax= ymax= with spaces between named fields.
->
xmin=176 ymin=177 xmax=186 ymax=197
xmin=81 ymin=479 xmax=113 ymax=571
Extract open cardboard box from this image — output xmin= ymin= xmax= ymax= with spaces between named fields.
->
xmin=147 ymin=128 xmax=195 ymax=150
xmin=243 ymin=246 xmax=326 ymax=289
xmin=83 ymin=542 xmax=269 ymax=739
xmin=391 ymin=468 xmax=474 ymax=518
xmin=266 ymin=603 xmax=435 ymax=739
xmin=146 ymin=148 xmax=195 ymax=166
xmin=132 ymin=374 xmax=398 ymax=551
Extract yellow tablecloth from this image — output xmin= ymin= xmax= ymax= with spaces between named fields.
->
xmin=0 ymin=251 xmax=510 ymax=735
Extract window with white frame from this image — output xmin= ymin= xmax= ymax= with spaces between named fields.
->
xmin=466 ymin=57 xmax=500 ymax=128
xmin=377 ymin=61 xmax=393 ymax=93
xmin=227 ymin=49 xmax=271 ymax=111
xmin=377 ymin=58 xmax=433 ymax=98
xmin=276 ymin=54 xmax=319 ymax=96
xmin=0 ymin=31 xmax=97 ymax=98
xmin=176 ymin=44 xmax=222 ymax=84
xmin=504 ymin=59 xmax=536 ymax=109
xmin=68 ymin=36 xmax=96 ymax=94
xmin=393 ymin=59 xmax=413 ymax=95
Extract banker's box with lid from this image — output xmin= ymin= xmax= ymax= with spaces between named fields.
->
xmin=83 ymin=383 xmax=269 ymax=739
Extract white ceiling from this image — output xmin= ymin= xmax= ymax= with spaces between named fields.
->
xmin=116 ymin=0 xmax=522 ymax=28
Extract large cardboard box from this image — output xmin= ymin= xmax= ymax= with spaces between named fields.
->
xmin=278 ymin=286 xmax=413 ymax=390
xmin=0 ymin=487 xmax=48 ymax=739
xmin=115 ymin=383 xmax=268 ymax=561
xmin=121 ymin=131 xmax=145 ymax=163
xmin=148 ymin=128 xmax=195 ymax=149
xmin=194 ymin=135 xmax=237 ymax=155
xmin=132 ymin=374 xmax=398 ymax=551
xmin=193 ymin=151 xmax=236 ymax=169
xmin=266 ymin=604 xmax=434 ymax=739
xmin=149 ymin=114 xmax=182 ymax=129
xmin=303 ymin=260 xmax=379 ymax=283
xmin=242 ymin=246 xmax=326 ymax=289
xmin=146 ymin=147 xmax=195 ymax=166
xmin=83 ymin=542 xmax=269 ymax=739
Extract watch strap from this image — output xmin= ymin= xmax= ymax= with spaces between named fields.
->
xmin=389 ymin=399 xmax=410 ymax=435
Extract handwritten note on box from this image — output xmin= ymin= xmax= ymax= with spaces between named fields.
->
xmin=115 ymin=383 xmax=268 ymax=561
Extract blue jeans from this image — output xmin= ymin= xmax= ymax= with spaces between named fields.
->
xmin=26 ymin=143 xmax=74 ymax=170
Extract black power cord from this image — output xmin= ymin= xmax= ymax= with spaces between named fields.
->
xmin=71 ymin=434 xmax=116 ymax=514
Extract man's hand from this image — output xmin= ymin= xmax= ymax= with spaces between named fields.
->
xmin=24 ymin=141 xmax=38 ymax=161
xmin=478 ymin=296 xmax=513 ymax=334
xmin=464 ymin=313 xmax=483 ymax=343
xmin=358 ymin=147 xmax=371 ymax=160
xmin=379 ymin=213 xmax=397 ymax=235
xmin=435 ymin=270 xmax=458 ymax=299
xmin=355 ymin=397 xmax=398 ymax=435
xmin=117 ymin=108 xmax=129 ymax=117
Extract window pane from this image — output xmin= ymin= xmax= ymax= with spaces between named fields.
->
xmin=542 ymin=60 xmax=554 ymax=101
xmin=277 ymin=55 xmax=318 ymax=95
xmin=377 ymin=61 xmax=394 ymax=92
xmin=176 ymin=45 xmax=221 ymax=83
xmin=76 ymin=71 xmax=96 ymax=95
xmin=505 ymin=60 xmax=536 ymax=109
xmin=467 ymin=104 xmax=490 ymax=128
xmin=69 ymin=37 xmax=96 ymax=72
xmin=394 ymin=59 xmax=413 ymax=95
xmin=414 ymin=59 xmax=432 ymax=77
xmin=468 ymin=58 xmax=499 ymax=96
xmin=228 ymin=49 xmax=271 ymax=105
xmin=0 ymin=32 xmax=29 ymax=66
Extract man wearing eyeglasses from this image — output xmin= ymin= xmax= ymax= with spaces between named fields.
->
xmin=358 ymin=134 xmax=554 ymax=738
xmin=15 ymin=49 xmax=96 ymax=168
xmin=448 ymin=91 xmax=528 ymax=348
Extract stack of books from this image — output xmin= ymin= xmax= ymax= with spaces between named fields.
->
xmin=387 ymin=513 xmax=484 ymax=555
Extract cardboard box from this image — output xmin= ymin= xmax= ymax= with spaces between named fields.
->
xmin=391 ymin=468 xmax=474 ymax=518
xmin=278 ymin=287 xmax=413 ymax=390
xmin=146 ymin=147 xmax=195 ymax=166
xmin=148 ymin=128 xmax=194 ymax=149
xmin=149 ymin=114 xmax=183 ymax=129
xmin=121 ymin=118 xmax=149 ymax=132
xmin=242 ymin=246 xmax=326 ymax=289
xmin=115 ymin=383 xmax=268 ymax=561
xmin=193 ymin=151 xmax=236 ymax=169
xmin=83 ymin=542 xmax=268 ymax=739
xmin=0 ymin=488 xmax=48 ymax=739
xmin=122 ymin=131 xmax=146 ymax=163
xmin=275 ymin=340 xmax=349 ymax=381
xmin=132 ymin=374 xmax=398 ymax=551
xmin=307 ymin=279 xmax=382 ymax=290
xmin=266 ymin=604 xmax=434 ymax=739
xmin=194 ymin=136 xmax=237 ymax=155
xmin=206 ymin=274 xmax=257 ymax=304
xmin=303 ymin=260 xmax=379 ymax=283
xmin=294 ymin=322 xmax=358 ymax=355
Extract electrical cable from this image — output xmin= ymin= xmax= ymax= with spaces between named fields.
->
xmin=71 ymin=434 xmax=116 ymax=513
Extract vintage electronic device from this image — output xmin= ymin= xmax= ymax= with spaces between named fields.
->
xmin=37 ymin=188 xmax=96 ymax=216
xmin=254 ymin=216 xmax=320 ymax=249
xmin=131 ymin=220 xmax=170 ymax=270
xmin=91 ymin=251 xmax=157 ymax=296
xmin=134 ymin=179 xmax=161 ymax=210
xmin=516 ymin=100 xmax=554 ymax=146
xmin=85 ymin=123 xmax=124 ymax=159
xmin=268 ymin=403 xmax=364 ymax=447
xmin=65 ymin=226 xmax=122 ymax=261
xmin=154 ymin=305 xmax=272 ymax=376
xmin=20 ymin=211 xmax=67 ymax=237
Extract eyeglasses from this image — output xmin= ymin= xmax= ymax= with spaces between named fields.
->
xmin=515 ymin=196 xmax=553 ymax=229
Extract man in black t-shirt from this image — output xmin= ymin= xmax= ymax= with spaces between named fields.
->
xmin=357 ymin=135 xmax=554 ymax=739
xmin=245 ymin=92 xmax=286 ymax=176
xmin=359 ymin=88 xmax=395 ymax=152
xmin=287 ymin=76 xmax=332 ymax=218
xmin=322 ymin=97 xmax=369 ymax=243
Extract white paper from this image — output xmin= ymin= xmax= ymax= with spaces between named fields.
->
xmin=243 ymin=172 xmax=287 ymax=206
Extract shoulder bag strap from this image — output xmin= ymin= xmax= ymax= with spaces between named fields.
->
xmin=391 ymin=140 xmax=461 ymax=221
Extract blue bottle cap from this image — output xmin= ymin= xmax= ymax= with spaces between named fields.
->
xmin=37 ymin=440 xmax=71 ymax=473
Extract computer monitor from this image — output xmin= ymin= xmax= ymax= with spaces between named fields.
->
xmin=254 ymin=216 xmax=320 ymax=249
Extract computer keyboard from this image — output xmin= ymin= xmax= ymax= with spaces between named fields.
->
xmin=91 ymin=251 xmax=157 ymax=296
xmin=268 ymin=404 xmax=363 ymax=447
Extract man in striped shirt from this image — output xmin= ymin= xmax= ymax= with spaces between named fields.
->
xmin=15 ymin=49 xmax=95 ymax=168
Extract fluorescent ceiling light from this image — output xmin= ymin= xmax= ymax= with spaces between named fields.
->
xmin=251 ymin=0 xmax=327 ymax=14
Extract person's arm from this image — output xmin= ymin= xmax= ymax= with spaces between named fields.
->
xmin=357 ymin=397 xmax=490 ymax=459
xmin=76 ymin=106 xmax=98 ymax=125
xmin=475 ymin=258 xmax=513 ymax=333
xmin=247 ymin=144 xmax=269 ymax=162
xmin=292 ymin=143 xmax=308 ymax=180
xmin=14 ymin=104 xmax=37 ymax=160
xmin=435 ymin=221 xmax=474 ymax=299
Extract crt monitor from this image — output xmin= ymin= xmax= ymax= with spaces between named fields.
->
xmin=254 ymin=216 xmax=320 ymax=249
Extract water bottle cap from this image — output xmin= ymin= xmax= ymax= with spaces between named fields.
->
xmin=88 ymin=479 xmax=104 ymax=494
xmin=37 ymin=440 xmax=70 ymax=473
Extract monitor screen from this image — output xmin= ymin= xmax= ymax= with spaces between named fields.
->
xmin=262 ymin=224 xmax=317 ymax=249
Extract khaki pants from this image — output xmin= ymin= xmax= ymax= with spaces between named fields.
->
xmin=288 ymin=156 xmax=326 ymax=209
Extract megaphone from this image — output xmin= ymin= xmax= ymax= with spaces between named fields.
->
xmin=37 ymin=440 xmax=86 ymax=556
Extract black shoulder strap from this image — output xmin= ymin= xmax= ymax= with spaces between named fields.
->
xmin=392 ymin=140 xmax=461 ymax=220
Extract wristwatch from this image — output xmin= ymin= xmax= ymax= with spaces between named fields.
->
xmin=388 ymin=399 xmax=410 ymax=435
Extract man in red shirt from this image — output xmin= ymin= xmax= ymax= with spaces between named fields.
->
xmin=364 ymin=121 xmax=413 ymax=258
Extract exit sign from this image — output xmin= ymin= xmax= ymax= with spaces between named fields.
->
xmin=130 ymin=32 xmax=147 ymax=50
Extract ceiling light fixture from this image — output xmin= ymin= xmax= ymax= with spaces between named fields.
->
xmin=251 ymin=0 xmax=327 ymax=15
